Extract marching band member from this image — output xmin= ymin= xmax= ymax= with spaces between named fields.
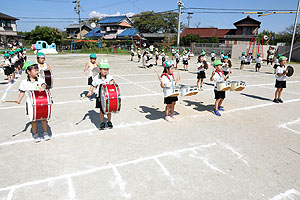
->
xmin=255 ymin=53 xmax=263 ymax=72
xmin=273 ymin=56 xmax=288 ymax=103
xmin=222 ymin=56 xmax=232 ymax=76
xmin=171 ymin=46 xmax=176 ymax=60
xmin=37 ymin=52 xmax=51 ymax=79
xmin=86 ymin=60 xmax=115 ymax=130
xmin=17 ymin=61 xmax=50 ymax=143
xmin=246 ymin=52 xmax=253 ymax=65
xmin=137 ymin=48 xmax=142 ymax=63
xmin=155 ymin=48 xmax=159 ymax=66
xmin=158 ymin=61 xmax=180 ymax=122
xmin=143 ymin=51 xmax=153 ymax=68
xmin=220 ymin=51 xmax=225 ymax=62
xmin=196 ymin=54 xmax=206 ymax=91
xmin=211 ymin=50 xmax=216 ymax=62
xmin=161 ymin=49 xmax=166 ymax=66
xmin=130 ymin=47 xmax=135 ymax=61
xmin=182 ymin=50 xmax=189 ymax=71
xmin=2 ymin=53 xmax=13 ymax=84
xmin=267 ymin=46 xmax=275 ymax=65
xmin=273 ymin=54 xmax=281 ymax=74
xmin=240 ymin=52 xmax=247 ymax=70
xmin=210 ymin=60 xmax=231 ymax=117
xmin=84 ymin=53 xmax=99 ymax=87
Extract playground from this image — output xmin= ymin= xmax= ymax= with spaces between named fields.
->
xmin=0 ymin=53 xmax=300 ymax=199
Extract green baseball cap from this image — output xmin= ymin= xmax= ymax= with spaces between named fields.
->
xmin=184 ymin=50 xmax=187 ymax=53
xmin=90 ymin=53 xmax=97 ymax=59
xmin=23 ymin=48 xmax=26 ymax=50
xmin=242 ymin=52 xmax=245 ymax=55
xmin=201 ymin=52 xmax=206 ymax=56
xmin=99 ymin=59 xmax=109 ymax=69
xmin=221 ymin=51 xmax=224 ymax=53
xmin=278 ymin=54 xmax=281 ymax=57
xmin=163 ymin=60 xmax=173 ymax=68
xmin=3 ymin=53 xmax=9 ymax=58
xmin=9 ymin=51 xmax=14 ymax=55
xmin=223 ymin=56 xmax=228 ymax=59
xmin=212 ymin=50 xmax=215 ymax=53
xmin=162 ymin=49 xmax=164 ymax=52
xmin=37 ymin=52 xmax=45 ymax=57
xmin=279 ymin=56 xmax=287 ymax=62
xmin=176 ymin=49 xmax=179 ymax=52
xmin=257 ymin=53 xmax=260 ymax=56
xmin=23 ymin=61 xmax=36 ymax=71
xmin=213 ymin=60 xmax=223 ymax=67
xmin=171 ymin=46 xmax=174 ymax=49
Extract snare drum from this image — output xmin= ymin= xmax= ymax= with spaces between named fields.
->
xmin=43 ymin=70 xmax=53 ymax=89
xmin=99 ymin=84 xmax=121 ymax=114
xmin=216 ymin=81 xmax=231 ymax=91
xmin=180 ymin=85 xmax=198 ymax=97
xmin=163 ymin=86 xmax=180 ymax=97
xmin=27 ymin=90 xmax=52 ymax=121
xmin=230 ymin=81 xmax=246 ymax=91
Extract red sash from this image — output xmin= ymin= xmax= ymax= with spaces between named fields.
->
xmin=161 ymin=73 xmax=175 ymax=80
xmin=215 ymin=70 xmax=224 ymax=77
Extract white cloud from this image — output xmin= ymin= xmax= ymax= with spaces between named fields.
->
xmin=89 ymin=11 xmax=135 ymax=19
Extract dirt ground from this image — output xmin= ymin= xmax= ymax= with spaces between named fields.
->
xmin=0 ymin=53 xmax=300 ymax=200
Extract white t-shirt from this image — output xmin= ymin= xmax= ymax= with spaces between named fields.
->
xmin=211 ymin=53 xmax=216 ymax=58
xmin=11 ymin=55 xmax=17 ymax=64
xmin=240 ymin=55 xmax=247 ymax=61
xmin=182 ymin=55 xmax=188 ymax=61
xmin=171 ymin=49 xmax=176 ymax=54
xmin=38 ymin=63 xmax=48 ymax=78
xmin=213 ymin=70 xmax=225 ymax=90
xmin=161 ymin=73 xmax=176 ymax=88
xmin=92 ymin=74 xmax=114 ymax=97
xmin=131 ymin=49 xmax=134 ymax=54
xmin=197 ymin=62 xmax=205 ymax=72
xmin=274 ymin=58 xmax=279 ymax=65
xmin=255 ymin=57 xmax=262 ymax=64
xmin=88 ymin=62 xmax=97 ymax=78
xmin=4 ymin=59 xmax=11 ymax=66
xmin=175 ymin=53 xmax=180 ymax=59
xmin=161 ymin=52 xmax=165 ymax=58
xmin=275 ymin=66 xmax=287 ymax=81
xmin=19 ymin=77 xmax=46 ymax=95
xmin=222 ymin=63 xmax=230 ymax=72
xmin=221 ymin=54 xmax=224 ymax=59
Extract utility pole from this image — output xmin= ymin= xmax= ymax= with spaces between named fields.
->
xmin=187 ymin=12 xmax=193 ymax=28
xmin=289 ymin=0 xmax=300 ymax=63
xmin=177 ymin=0 xmax=183 ymax=47
xmin=73 ymin=0 xmax=82 ymax=39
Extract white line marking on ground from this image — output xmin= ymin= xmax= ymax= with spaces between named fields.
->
xmin=189 ymin=154 xmax=226 ymax=174
xmin=67 ymin=177 xmax=76 ymax=200
xmin=6 ymin=188 xmax=15 ymax=200
xmin=269 ymin=189 xmax=300 ymax=200
xmin=258 ymin=85 xmax=300 ymax=95
xmin=0 ymin=83 xmax=13 ymax=102
xmin=111 ymin=166 xmax=131 ymax=199
xmin=0 ymin=143 xmax=217 ymax=193
xmin=217 ymin=141 xmax=249 ymax=165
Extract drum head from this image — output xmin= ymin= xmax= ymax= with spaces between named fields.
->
xmin=286 ymin=66 xmax=294 ymax=77
xmin=100 ymin=85 xmax=107 ymax=114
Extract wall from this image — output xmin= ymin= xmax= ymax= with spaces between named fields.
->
xmin=277 ymin=42 xmax=300 ymax=62
xmin=232 ymin=44 xmax=269 ymax=59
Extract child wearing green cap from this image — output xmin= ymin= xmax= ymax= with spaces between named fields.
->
xmin=222 ymin=56 xmax=232 ymax=76
xmin=240 ymin=52 xmax=246 ymax=70
xmin=130 ymin=47 xmax=135 ymax=61
xmin=87 ymin=60 xmax=115 ymax=129
xmin=196 ymin=54 xmax=206 ymax=90
xmin=182 ymin=51 xmax=189 ymax=71
xmin=220 ymin=51 xmax=225 ymax=62
xmin=84 ymin=53 xmax=99 ymax=86
xmin=159 ymin=61 xmax=180 ymax=122
xmin=273 ymin=54 xmax=281 ymax=74
xmin=255 ymin=54 xmax=263 ymax=72
xmin=171 ymin=46 xmax=176 ymax=60
xmin=155 ymin=48 xmax=159 ymax=66
xmin=211 ymin=50 xmax=216 ymax=62
xmin=143 ymin=51 xmax=153 ymax=68
xmin=137 ymin=48 xmax=142 ymax=63
xmin=175 ymin=49 xmax=180 ymax=68
xmin=210 ymin=60 xmax=231 ymax=116
xmin=17 ymin=61 xmax=50 ymax=143
xmin=37 ymin=52 xmax=51 ymax=79
xmin=273 ymin=56 xmax=288 ymax=103
xmin=161 ymin=49 xmax=166 ymax=66
xmin=2 ymin=53 xmax=13 ymax=83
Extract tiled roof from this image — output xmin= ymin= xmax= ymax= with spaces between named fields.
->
xmin=0 ymin=12 xmax=19 ymax=20
xmin=98 ymin=16 xmax=127 ymax=24
xmin=83 ymin=28 xmax=104 ymax=37
xmin=234 ymin=16 xmax=261 ymax=26
xmin=117 ymin=28 xmax=139 ymax=37
xmin=180 ymin=28 xmax=236 ymax=38
xmin=65 ymin=24 xmax=92 ymax=30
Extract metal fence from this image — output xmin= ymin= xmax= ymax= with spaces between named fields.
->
xmin=191 ymin=43 xmax=233 ymax=56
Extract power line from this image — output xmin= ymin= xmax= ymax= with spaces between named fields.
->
xmin=183 ymin=7 xmax=296 ymax=12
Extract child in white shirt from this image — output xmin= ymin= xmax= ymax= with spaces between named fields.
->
xmin=273 ymin=56 xmax=288 ymax=103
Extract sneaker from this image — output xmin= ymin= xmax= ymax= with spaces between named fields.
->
xmin=218 ymin=106 xmax=225 ymax=111
xmin=278 ymin=98 xmax=283 ymax=103
xmin=273 ymin=98 xmax=279 ymax=103
xmin=100 ymin=122 xmax=106 ymax=130
xmin=107 ymin=121 xmax=113 ymax=129
xmin=43 ymin=132 xmax=51 ymax=141
xmin=33 ymin=134 xmax=41 ymax=143
xmin=170 ymin=114 xmax=178 ymax=120
xmin=165 ymin=116 xmax=173 ymax=122
xmin=214 ymin=110 xmax=221 ymax=116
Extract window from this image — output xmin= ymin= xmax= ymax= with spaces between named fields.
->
xmin=3 ymin=20 xmax=11 ymax=27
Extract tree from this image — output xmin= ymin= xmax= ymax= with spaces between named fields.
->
xmin=180 ymin=34 xmax=219 ymax=46
xmin=24 ymin=26 xmax=63 ymax=45
xmin=277 ymin=24 xmax=300 ymax=45
xmin=259 ymin=30 xmax=277 ymax=45
xmin=194 ymin=22 xmax=201 ymax=28
xmin=132 ymin=11 xmax=178 ymax=33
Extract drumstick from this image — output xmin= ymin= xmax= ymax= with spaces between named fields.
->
xmin=153 ymin=68 xmax=161 ymax=81
xmin=79 ymin=95 xmax=87 ymax=100
xmin=1 ymin=100 xmax=17 ymax=103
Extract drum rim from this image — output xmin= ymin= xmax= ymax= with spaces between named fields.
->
xmin=286 ymin=66 xmax=294 ymax=77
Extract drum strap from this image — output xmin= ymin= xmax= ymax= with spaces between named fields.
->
xmin=216 ymin=70 xmax=224 ymax=77
xmin=161 ymin=73 xmax=175 ymax=80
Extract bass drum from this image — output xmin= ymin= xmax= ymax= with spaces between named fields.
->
xmin=100 ymin=84 xmax=121 ymax=114
xmin=27 ymin=90 xmax=52 ymax=121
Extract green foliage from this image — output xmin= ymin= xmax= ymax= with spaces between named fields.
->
xmin=19 ymin=26 xmax=63 ymax=45
xmin=180 ymin=34 xmax=219 ymax=46
xmin=132 ymin=11 xmax=178 ymax=33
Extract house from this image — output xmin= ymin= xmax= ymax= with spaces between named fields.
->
xmin=141 ymin=33 xmax=177 ymax=46
xmin=181 ymin=16 xmax=261 ymax=45
xmin=65 ymin=24 xmax=92 ymax=39
xmin=0 ymin=12 xmax=19 ymax=48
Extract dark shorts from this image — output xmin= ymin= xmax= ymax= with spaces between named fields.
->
xmin=176 ymin=58 xmax=180 ymax=63
xmin=223 ymin=71 xmax=229 ymax=76
xmin=256 ymin=63 xmax=261 ymax=68
xmin=4 ymin=67 xmax=12 ymax=75
xmin=183 ymin=60 xmax=188 ymax=65
xmin=214 ymin=90 xmax=226 ymax=99
xmin=241 ymin=60 xmax=246 ymax=65
xmin=172 ymin=53 xmax=175 ymax=56
xmin=275 ymin=80 xmax=286 ymax=88
xmin=164 ymin=96 xmax=178 ymax=104
xmin=96 ymin=96 xmax=105 ymax=113
xmin=24 ymin=56 xmax=27 ymax=61
xmin=156 ymin=55 xmax=159 ymax=60
xmin=162 ymin=57 xmax=166 ymax=62
xmin=197 ymin=71 xmax=206 ymax=79
xmin=211 ymin=57 xmax=215 ymax=62
xmin=88 ymin=77 xmax=93 ymax=85
xmin=11 ymin=64 xmax=15 ymax=72
xmin=131 ymin=53 xmax=134 ymax=56
xmin=138 ymin=55 xmax=141 ymax=58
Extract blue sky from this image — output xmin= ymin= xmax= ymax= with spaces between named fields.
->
xmin=2 ymin=0 xmax=299 ymax=33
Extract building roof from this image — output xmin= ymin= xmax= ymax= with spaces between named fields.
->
xmin=83 ymin=28 xmax=104 ymax=38
xmin=98 ymin=16 xmax=128 ymax=24
xmin=65 ymin=24 xmax=92 ymax=30
xmin=117 ymin=28 xmax=139 ymax=37
xmin=0 ymin=12 xmax=19 ymax=21
xmin=234 ymin=16 xmax=261 ymax=27
xmin=180 ymin=28 xmax=235 ymax=38
xmin=141 ymin=33 xmax=177 ymax=38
